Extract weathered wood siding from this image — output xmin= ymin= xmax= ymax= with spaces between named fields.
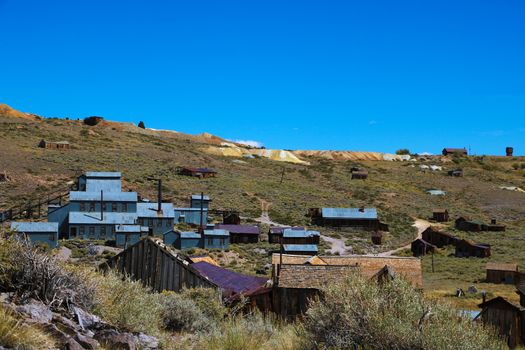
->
xmin=103 ymin=238 xmax=216 ymax=292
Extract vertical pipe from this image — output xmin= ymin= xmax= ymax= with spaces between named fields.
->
xmin=158 ymin=179 xmax=162 ymax=212
xmin=199 ymin=192 xmax=204 ymax=233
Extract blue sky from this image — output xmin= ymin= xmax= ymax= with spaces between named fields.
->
xmin=1 ymin=0 xmax=524 ymax=154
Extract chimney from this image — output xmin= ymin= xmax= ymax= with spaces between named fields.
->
xmin=359 ymin=207 xmax=365 ymax=212
xmin=100 ymin=190 xmax=104 ymax=221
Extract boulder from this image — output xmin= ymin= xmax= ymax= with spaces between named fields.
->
xmin=95 ymin=329 xmax=136 ymax=350
xmin=136 ymin=333 xmax=159 ymax=349
xmin=16 ymin=300 xmax=52 ymax=323
xmin=41 ymin=323 xmax=84 ymax=350
xmin=74 ymin=333 xmax=99 ymax=350
xmin=74 ymin=306 xmax=101 ymax=330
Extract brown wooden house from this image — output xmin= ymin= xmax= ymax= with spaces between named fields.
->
xmin=351 ymin=170 xmax=368 ymax=180
xmin=456 ymin=217 xmax=506 ymax=232
xmin=38 ymin=139 xmax=70 ymax=150
xmin=421 ymin=227 xmax=458 ymax=248
xmin=455 ymin=239 xmax=491 ymax=258
xmin=411 ymin=238 xmax=436 ymax=257
xmin=215 ymin=224 xmax=260 ymax=243
xmin=486 ymin=263 xmax=519 ymax=284
xmin=309 ymin=207 xmax=389 ymax=231
xmin=432 ymin=209 xmax=449 ymax=222
xmin=477 ymin=296 xmax=525 ymax=349
xmin=268 ymin=226 xmax=305 ymax=244
xmin=179 ymin=167 xmax=217 ymax=178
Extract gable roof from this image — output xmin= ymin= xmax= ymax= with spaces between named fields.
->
xmin=283 ymin=244 xmax=319 ymax=253
xmin=486 ymin=262 xmax=518 ymax=272
xmin=85 ymin=172 xmax=122 ymax=178
xmin=478 ymin=296 xmax=525 ymax=311
xmin=70 ymin=191 xmax=137 ymax=202
xmin=69 ymin=212 xmax=137 ymax=225
xmin=321 ymin=208 xmax=377 ymax=220
xmin=192 ymin=262 xmax=270 ymax=298
xmin=277 ymin=264 xmax=357 ymax=289
xmin=215 ymin=224 xmax=260 ymax=235
xmin=269 ymin=226 xmax=305 ymax=234
xmin=203 ymin=229 xmax=229 ymax=237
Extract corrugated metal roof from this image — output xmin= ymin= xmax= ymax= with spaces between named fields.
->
xmin=283 ymin=229 xmax=320 ymax=238
xmin=192 ymin=261 xmax=270 ymax=297
xmin=10 ymin=222 xmax=58 ymax=233
xmin=137 ymin=203 xmax=175 ymax=218
xmin=203 ymin=229 xmax=229 ymax=236
xmin=283 ymin=244 xmax=319 ymax=252
xmin=69 ymin=212 xmax=137 ymax=225
xmin=70 ymin=191 xmax=137 ymax=202
xmin=321 ymin=208 xmax=377 ymax=219
xmin=85 ymin=179 xmax=123 ymax=193
xmin=191 ymin=195 xmax=211 ymax=201
xmin=173 ymin=208 xmax=208 ymax=212
xmin=269 ymin=226 xmax=304 ymax=234
xmin=85 ymin=172 xmax=122 ymax=178
xmin=427 ymin=189 xmax=446 ymax=196
xmin=215 ymin=224 xmax=260 ymax=235
xmin=180 ymin=231 xmax=202 ymax=239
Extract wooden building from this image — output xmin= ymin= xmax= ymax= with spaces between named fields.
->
xmin=179 ymin=167 xmax=217 ymax=178
xmin=215 ymin=224 xmax=260 ymax=243
xmin=282 ymin=244 xmax=318 ymax=255
xmin=477 ymin=296 xmax=525 ymax=349
xmin=38 ymin=139 xmax=70 ymax=150
xmin=351 ymin=170 xmax=368 ymax=180
xmin=309 ymin=207 xmax=389 ymax=231
xmin=411 ymin=238 xmax=436 ymax=257
xmin=455 ymin=239 xmax=491 ymax=258
xmin=281 ymin=229 xmax=320 ymax=245
xmin=486 ymin=263 xmax=519 ymax=285
xmin=432 ymin=209 xmax=449 ymax=222
xmin=456 ymin=217 xmax=506 ymax=232
xmin=10 ymin=222 xmax=59 ymax=248
xmin=506 ymin=147 xmax=514 ymax=157
xmin=442 ymin=148 xmax=468 ymax=156
xmin=421 ymin=227 xmax=457 ymax=248
xmin=268 ymin=226 xmax=304 ymax=244
xmin=271 ymin=254 xmax=423 ymax=318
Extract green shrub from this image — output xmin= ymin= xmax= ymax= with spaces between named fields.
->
xmin=396 ymin=149 xmax=410 ymax=155
xmin=304 ymin=272 xmax=505 ymax=349
xmin=179 ymin=288 xmax=227 ymax=322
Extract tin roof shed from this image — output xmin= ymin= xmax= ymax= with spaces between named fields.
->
xmin=321 ymin=208 xmax=377 ymax=220
xmin=283 ymin=229 xmax=320 ymax=238
xmin=10 ymin=222 xmax=59 ymax=233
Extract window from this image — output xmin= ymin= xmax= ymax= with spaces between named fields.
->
xmin=79 ymin=226 xmax=85 ymax=237
xmin=88 ymin=226 xmax=95 ymax=238
xmin=166 ymin=219 xmax=172 ymax=227
xmin=80 ymin=202 xmax=86 ymax=211
xmin=49 ymin=234 xmax=55 ymax=241
xmin=208 ymin=238 xmax=213 ymax=246
xmin=102 ymin=203 xmax=107 ymax=211
xmin=138 ymin=218 xmax=143 ymax=226
xmin=89 ymin=202 xmax=96 ymax=212
xmin=220 ymin=238 xmax=225 ymax=246
xmin=122 ymin=203 xmax=128 ymax=212
xmin=70 ymin=227 xmax=77 ymax=238
xmin=100 ymin=226 xmax=106 ymax=239
xmin=157 ymin=219 xmax=162 ymax=227
xmin=112 ymin=203 xmax=117 ymax=212
xmin=148 ymin=219 xmax=153 ymax=227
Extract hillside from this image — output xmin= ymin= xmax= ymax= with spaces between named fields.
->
xmin=1 ymin=103 xmax=525 ymax=308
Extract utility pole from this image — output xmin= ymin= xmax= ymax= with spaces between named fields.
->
xmin=279 ymin=167 xmax=285 ymax=184
xmin=431 ymin=250 xmax=435 ymax=273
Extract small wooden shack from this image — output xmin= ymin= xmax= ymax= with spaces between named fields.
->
xmin=455 ymin=239 xmax=491 ymax=258
xmin=421 ymin=227 xmax=457 ymax=248
xmin=432 ymin=209 xmax=449 ymax=222
xmin=351 ymin=170 xmax=368 ymax=180
xmin=38 ymin=139 xmax=70 ymax=150
xmin=477 ymin=296 xmax=525 ymax=349
xmin=411 ymin=238 xmax=436 ymax=257
xmin=486 ymin=263 xmax=519 ymax=285
xmin=456 ymin=217 xmax=506 ymax=232
xmin=281 ymin=229 xmax=320 ymax=245
xmin=179 ymin=167 xmax=217 ymax=178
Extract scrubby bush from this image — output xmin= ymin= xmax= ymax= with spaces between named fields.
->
xmin=179 ymin=287 xmax=227 ymax=322
xmin=200 ymin=312 xmax=305 ymax=350
xmin=138 ymin=121 xmax=146 ymax=129
xmin=89 ymin=270 xmax=163 ymax=335
xmin=0 ymin=304 xmax=56 ymax=349
xmin=159 ymin=291 xmax=215 ymax=333
xmin=0 ymin=238 xmax=95 ymax=311
xmin=304 ymin=272 xmax=504 ymax=349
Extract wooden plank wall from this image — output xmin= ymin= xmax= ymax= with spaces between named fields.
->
xmin=105 ymin=238 xmax=216 ymax=292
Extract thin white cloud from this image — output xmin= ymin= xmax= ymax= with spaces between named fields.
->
xmin=234 ymin=140 xmax=265 ymax=148
xmin=369 ymin=120 xmax=378 ymax=125
xmin=417 ymin=152 xmax=433 ymax=156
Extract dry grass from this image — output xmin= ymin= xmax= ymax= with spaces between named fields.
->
xmin=0 ymin=304 xmax=56 ymax=350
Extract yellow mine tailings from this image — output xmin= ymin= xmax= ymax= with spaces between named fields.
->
xmin=203 ymin=146 xmax=310 ymax=165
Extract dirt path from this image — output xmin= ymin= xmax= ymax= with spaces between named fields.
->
xmin=321 ymin=235 xmax=352 ymax=255
xmin=246 ymin=192 xmax=288 ymax=227
xmin=378 ymin=219 xmax=431 ymax=257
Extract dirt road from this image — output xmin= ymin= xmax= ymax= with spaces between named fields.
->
xmin=321 ymin=235 xmax=352 ymax=255
xmin=378 ymin=219 xmax=430 ymax=257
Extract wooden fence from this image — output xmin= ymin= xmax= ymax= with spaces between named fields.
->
xmin=102 ymin=238 xmax=216 ymax=293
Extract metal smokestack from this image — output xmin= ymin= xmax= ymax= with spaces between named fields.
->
xmin=157 ymin=179 xmax=162 ymax=212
